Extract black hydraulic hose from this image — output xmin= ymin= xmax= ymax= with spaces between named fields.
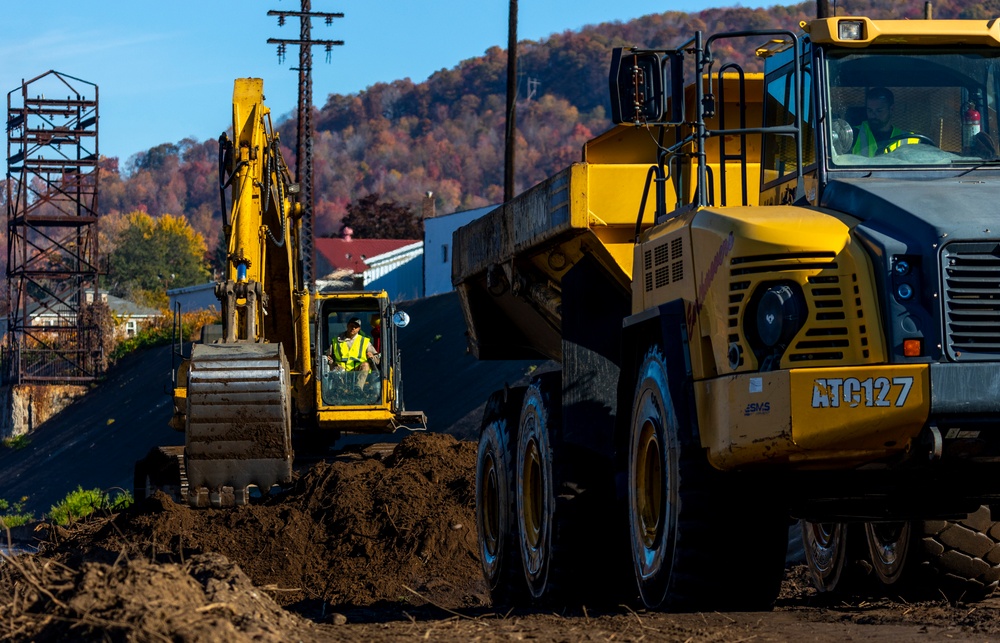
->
xmin=265 ymin=149 xmax=286 ymax=247
xmin=218 ymin=134 xmax=231 ymax=227
xmin=261 ymin=146 xmax=272 ymax=215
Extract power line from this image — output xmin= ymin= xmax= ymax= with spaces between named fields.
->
xmin=267 ymin=1 xmax=344 ymax=293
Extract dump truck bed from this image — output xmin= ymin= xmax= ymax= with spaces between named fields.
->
xmin=452 ymin=76 xmax=764 ymax=363
xmin=452 ymin=160 xmax=655 ymax=361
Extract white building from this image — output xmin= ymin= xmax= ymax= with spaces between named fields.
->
xmin=423 ymin=205 xmax=496 ymax=297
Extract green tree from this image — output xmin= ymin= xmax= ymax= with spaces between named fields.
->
xmin=108 ymin=211 xmax=210 ymax=306
xmin=340 ymin=193 xmax=423 ymax=239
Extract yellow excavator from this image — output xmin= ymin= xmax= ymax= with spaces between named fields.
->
xmin=135 ymin=78 xmax=424 ymax=507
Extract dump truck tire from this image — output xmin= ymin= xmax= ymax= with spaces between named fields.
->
xmin=476 ymin=416 xmax=526 ymax=605
xmin=515 ymin=377 xmax=566 ymax=601
xmin=922 ymin=508 xmax=1000 ymax=600
xmin=802 ymin=522 xmax=849 ymax=592
xmin=866 ymin=507 xmax=1000 ymax=601
xmin=628 ymin=346 xmax=785 ymax=610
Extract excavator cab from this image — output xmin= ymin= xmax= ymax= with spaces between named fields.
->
xmin=310 ymin=290 xmax=422 ymax=434
xmin=318 ymin=297 xmax=384 ymax=406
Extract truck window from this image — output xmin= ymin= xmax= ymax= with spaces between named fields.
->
xmin=825 ymin=50 xmax=1000 ymax=167
xmin=762 ymin=65 xmax=815 ymax=186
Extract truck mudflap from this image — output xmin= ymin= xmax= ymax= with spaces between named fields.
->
xmin=696 ymin=364 xmax=930 ymax=470
xmin=184 ymin=342 xmax=293 ymax=507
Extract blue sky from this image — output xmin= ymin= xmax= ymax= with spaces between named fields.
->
xmin=3 ymin=0 xmax=799 ymax=175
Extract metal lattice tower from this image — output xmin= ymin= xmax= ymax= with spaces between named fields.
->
xmin=5 ymin=71 xmax=102 ymax=384
xmin=268 ymin=1 xmax=343 ymax=294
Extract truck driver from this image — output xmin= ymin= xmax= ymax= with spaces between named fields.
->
xmin=852 ymin=86 xmax=921 ymax=156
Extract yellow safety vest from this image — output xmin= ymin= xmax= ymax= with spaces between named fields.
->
xmin=852 ymin=122 xmax=919 ymax=157
xmin=332 ymin=334 xmax=371 ymax=371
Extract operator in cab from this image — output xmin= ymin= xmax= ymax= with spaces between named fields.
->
xmin=852 ymin=87 xmax=921 ymax=156
xmin=327 ymin=316 xmax=378 ymax=390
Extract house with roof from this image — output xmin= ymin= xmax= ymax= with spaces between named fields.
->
xmin=314 ymin=227 xmax=424 ymax=302
xmin=25 ymin=290 xmax=161 ymax=339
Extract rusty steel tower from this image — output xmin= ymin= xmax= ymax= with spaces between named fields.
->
xmin=5 ymin=71 xmax=102 ymax=383
xmin=268 ymin=1 xmax=344 ymax=294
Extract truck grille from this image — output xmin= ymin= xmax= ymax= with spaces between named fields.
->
xmin=942 ymin=241 xmax=1000 ymax=360
xmin=643 ymin=235 xmax=685 ymax=292
xmin=726 ymin=253 xmax=869 ymax=366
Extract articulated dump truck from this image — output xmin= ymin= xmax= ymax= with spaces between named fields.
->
xmin=134 ymin=78 xmax=424 ymax=509
xmin=454 ymin=17 xmax=1000 ymax=610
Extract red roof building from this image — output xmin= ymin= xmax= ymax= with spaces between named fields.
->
xmin=314 ymin=228 xmax=425 ymax=301
xmin=315 ymin=236 xmax=420 ymax=275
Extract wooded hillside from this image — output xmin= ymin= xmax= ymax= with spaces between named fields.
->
xmin=92 ymin=0 xmax=991 ymax=272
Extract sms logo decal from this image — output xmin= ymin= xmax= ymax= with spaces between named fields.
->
xmin=744 ymin=402 xmax=771 ymax=416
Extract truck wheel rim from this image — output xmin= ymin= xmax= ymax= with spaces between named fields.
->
xmin=480 ymin=452 xmax=501 ymax=557
xmin=522 ymin=437 xmax=543 ymax=550
xmin=866 ymin=521 xmax=909 ymax=584
xmin=805 ymin=522 xmax=841 ymax=574
xmin=635 ymin=418 xmax=663 ymax=550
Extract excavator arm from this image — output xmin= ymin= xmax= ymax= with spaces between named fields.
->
xmin=182 ymin=78 xmax=304 ymax=507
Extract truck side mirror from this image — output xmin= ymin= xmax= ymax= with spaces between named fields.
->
xmin=609 ymin=48 xmax=685 ymax=125
xmin=392 ymin=311 xmax=410 ymax=328
xmin=609 ymin=48 xmax=664 ymax=124
xmin=608 ymin=47 xmax=664 ymax=124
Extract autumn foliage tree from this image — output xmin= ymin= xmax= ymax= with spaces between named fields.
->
xmin=339 ymin=193 xmax=423 ymax=239
xmin=107 ymin=212 xmax=210 ymax=307
xmin=98 ymin=0 xmax=980 ymax=241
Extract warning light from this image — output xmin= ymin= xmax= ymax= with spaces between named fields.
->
xmin=903 ymin=339 xmax=922 ymax=357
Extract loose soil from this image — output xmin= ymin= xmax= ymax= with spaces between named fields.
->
xmin=3 ymin=294 xmax=1000 ymax=640
xmin=5 ymin=432 xmax=1000 ymax=642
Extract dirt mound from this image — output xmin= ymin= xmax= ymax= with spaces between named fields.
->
xmin=1 ymin=552 xmax=323 ymax=642
xmin=37 ymin=432 xmax=486 ymax=614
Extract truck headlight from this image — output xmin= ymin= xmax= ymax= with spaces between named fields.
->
xmin=891 ymin=255 xmax=921 ymax=303
xmin=838 ymin=20 xmax=864 ymax=40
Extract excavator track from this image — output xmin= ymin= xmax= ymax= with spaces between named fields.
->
xmin=134 ymin=446 xmax=189 ymax=504
xmin=184 ymin=342 xmax=293 ymax=507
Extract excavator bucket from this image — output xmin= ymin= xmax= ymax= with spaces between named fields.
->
xmin=184 ymin=342 xmax=293 ymax=507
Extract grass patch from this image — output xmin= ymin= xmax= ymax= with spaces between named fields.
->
xmin=1 ymin=434 xmax=30 ymax=450
xmin=0 ymin=497 xmax=34 ymax=529
xmin=47 ymin=487 xmax=133 ymax=526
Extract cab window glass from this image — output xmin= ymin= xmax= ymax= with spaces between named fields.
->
xmin=826 ymin=50 xmax=1000 ymax=167
xmin=762 ymin=66 xmax=815 ymax=184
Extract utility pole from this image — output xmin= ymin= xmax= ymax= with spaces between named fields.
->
xmin=504 ymin=0 xmax=518 ymax=202
xmin=267 ymin=1 xmax=343 ymax=293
